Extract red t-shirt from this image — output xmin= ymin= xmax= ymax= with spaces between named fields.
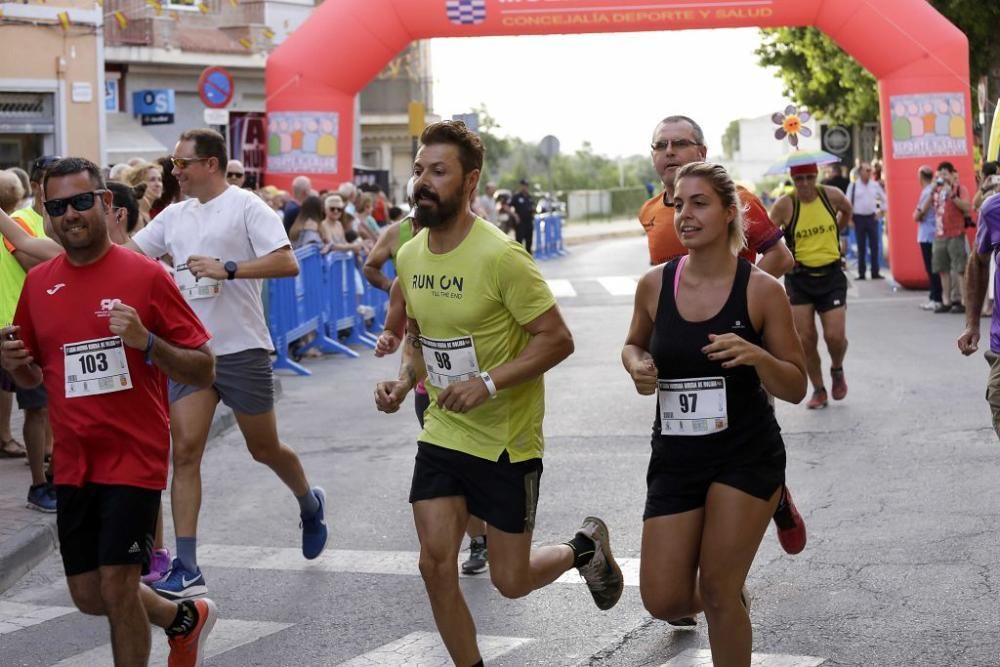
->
xmin=13 ymin=245 xmax=210 ymax=490
xmin=638 ymin=186 xmax=784 ymax=264
xmin=934 ymin=183 xmax=969 ymax=238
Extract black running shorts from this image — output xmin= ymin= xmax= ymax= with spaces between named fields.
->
xmin=410 ymin=442 xmax=542 ymax=534
xmin=784 ymin=269 xmax=848 ymax=313
xmin=56 ymin=483 xmax=160 ymax=577
xmin=644 ymin=436 xmax=785 ymax=519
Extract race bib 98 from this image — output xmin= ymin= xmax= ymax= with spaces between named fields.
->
xmin=658 ymin=377 xmax=727 ymax=436
xmin=420 ymin=335 xmax=480 ymax=389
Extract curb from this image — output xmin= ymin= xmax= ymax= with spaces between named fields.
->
xmin=0 ymin=377 xmax=283 ymax=595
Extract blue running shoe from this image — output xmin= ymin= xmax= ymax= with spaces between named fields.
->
xmin=152 ymin=559 xmax=208 ymax=600
xmin=26 ymin=483 xmax=56 ymax=513
xmin=301 ymin=486 xmax=328 ymax=560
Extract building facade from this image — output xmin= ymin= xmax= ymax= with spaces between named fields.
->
xmin=0 ymin=0 xmax=104 ymax=170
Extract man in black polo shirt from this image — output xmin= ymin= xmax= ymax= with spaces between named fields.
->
xmin=511 ymin=178 xmax=535 ymax=255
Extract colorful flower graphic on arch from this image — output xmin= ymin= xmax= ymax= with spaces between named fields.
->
xmin=267 ymin=111 xmax=338 ymax=175
xmin=771 ymin=105 xmax=813 ymax=148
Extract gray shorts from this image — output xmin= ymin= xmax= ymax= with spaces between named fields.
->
xmin=931 ymin=236 xmax=968 ymax=274
xmin=168 ymin=348 xmax=274 ymax=415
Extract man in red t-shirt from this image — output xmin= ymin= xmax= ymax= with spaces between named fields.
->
xmin=929 ymin=160 xmax=973 ymax=313
xmin=0 ymin=158 xmax=217 ymax=667
xmin=639 ymin=115 xmax=794 ymax=278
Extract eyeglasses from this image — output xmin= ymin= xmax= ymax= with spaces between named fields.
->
xmin=651 ymin=139 xmax=701 ymax=152
xmin=327 ymin=207 xmax=343 ymax=212
xmin=227 ymin=172 xmax=244 ymax=178
xmin=170 ymin=156 xmax=210 ymax=170
xmin=43 ymin=190 xmax=106 ymax=217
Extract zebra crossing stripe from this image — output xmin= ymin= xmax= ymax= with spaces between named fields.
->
xmin=0 ymin=600 xmax=76 ymax=635
xmin=661 ymin=648 xmax=826 ymax=666
xmin=546 ymin=279 xmax=578 ymax=298
xmin=336 ymin=631 xmax=531 ymax=666
xmin=196 ymin=544 xmax=643 ymax=586
xmin=597 ymin=276 xmax=639 ymax=296
xmin=50 ymin=619 xmax=293 ymax=666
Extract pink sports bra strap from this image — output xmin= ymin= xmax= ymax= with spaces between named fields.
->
xmin=673 ymin=255 xmax=688 ymax=301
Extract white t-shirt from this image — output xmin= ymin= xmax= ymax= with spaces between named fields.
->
xmin=132 ymin=185 xmax=290 ymax=355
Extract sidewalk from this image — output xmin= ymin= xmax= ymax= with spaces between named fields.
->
xmin=561 ymin=217 xmax=643 ymax=246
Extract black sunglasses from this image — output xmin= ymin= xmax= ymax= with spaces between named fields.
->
xmin=32 ymin=156 xmax=61 ymax=173
xmin=650 ymin=139 xmax=701 ymax=152
xmin=327 ymin=206 xmax=343 ymax=212
xmin=43 ymin=190 xmax=106 ymax=217
xmin=227 ymin=172 xmax=244 ymax=178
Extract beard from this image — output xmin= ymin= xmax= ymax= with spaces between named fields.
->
xmin=412 ymin=186 xmax=462 ymax=228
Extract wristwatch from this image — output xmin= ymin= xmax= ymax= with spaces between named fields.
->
xmin=224 ymin=260 xmax=238 ymax=280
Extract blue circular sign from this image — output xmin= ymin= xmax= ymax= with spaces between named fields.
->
xmin=198 ymin=67 xmax=233 ymax=109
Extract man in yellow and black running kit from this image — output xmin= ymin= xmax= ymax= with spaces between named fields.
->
xmin=770 ymin=163 xmax=854 ymax=409
xmin=374 ymin=121 xmax=623 ymax=667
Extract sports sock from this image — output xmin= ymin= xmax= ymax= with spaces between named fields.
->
xmin=176 ymin=536 xmax=198 ymax=572
xmin=468 ymin=661 xmax=484 ymax=667
xmin=165 ymin=600 xmax=199 ymax=637
xmin=297 ymin=488 xmax=320 ymax=517
xmin=564 ymin=533 xmax=596 ymax=568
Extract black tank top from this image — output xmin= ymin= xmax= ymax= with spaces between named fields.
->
xmin=649 ymin=258 xmax=779 ymax=448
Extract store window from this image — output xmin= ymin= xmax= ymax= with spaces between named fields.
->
xmin=0 ymin=92 xmax=55 ymax=170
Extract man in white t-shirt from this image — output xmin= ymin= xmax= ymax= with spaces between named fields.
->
xmin=128 ymin=128 xmax=328 ymax=600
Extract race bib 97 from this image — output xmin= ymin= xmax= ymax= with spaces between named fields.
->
xmin=64 ymin=336 xmax=133 ymax=398
xmin=658 ymin=377 xmax=728 ymax=436
xmin=174 ymin=263 xmax=222 ymax=300
xmin=420 ymin=335 xmax=480 ymax=389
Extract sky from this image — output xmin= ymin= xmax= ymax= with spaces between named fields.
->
xmin=430 ymin=28 xmax=790 ymax=159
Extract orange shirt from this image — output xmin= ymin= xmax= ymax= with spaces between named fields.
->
xmin=638 ymin=186 xmax=783 ymax=264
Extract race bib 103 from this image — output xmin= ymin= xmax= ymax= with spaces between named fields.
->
xmin=64 ymin=336 xmax=133 ymax=398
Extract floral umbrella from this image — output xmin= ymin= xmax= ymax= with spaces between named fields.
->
xmin=772 ymin=105 xmax=813 ymax=147
xmin=765 ymin=149 xmax=843 ymax=175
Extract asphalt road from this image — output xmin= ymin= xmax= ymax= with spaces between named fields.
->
xmin=2 ymin=236 xmax=998 ymax=666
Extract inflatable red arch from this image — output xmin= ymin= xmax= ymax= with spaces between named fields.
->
xmin=265 ymin=0 xmax=971 ymax=288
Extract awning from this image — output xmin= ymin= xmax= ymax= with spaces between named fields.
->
xmin=105 ymin=112 xmax=169 ymax=165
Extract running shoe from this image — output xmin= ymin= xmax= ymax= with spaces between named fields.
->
xmin=950 ymin=303 xmax=966 ymax=314
xmin=461 ymin=535 xmax=488 ymax=575
xmin=301 ymin=486 xmax=328 ymax=560
xmin=772 ymin=487 xmax=807 ymax=555
xmin=142 ymin=548 xmax=173 ymax=584
xmin=933 ymin=303 xmax=953 ymax=314
xmin=26 ymin=483 xmax=56 ymax=513
xmin=806 ymin=388 xmax=828 ymax=410
xmin=920 ymin=301 xmax=941 ymax=311
xmin=830 ymin=368 xmax=847 ymax=401
xmin=153 ymin=559 xmax=208 ymax=600
xmin=575 ymin=516 xmax=624 ymax=611
xmin=167 ymin=598 xmax=218 ymax=667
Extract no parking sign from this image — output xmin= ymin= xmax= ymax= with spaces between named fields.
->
xmin=198 ymin=66 xmax=234 ymax=109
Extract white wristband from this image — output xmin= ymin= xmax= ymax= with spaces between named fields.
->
xmin=480 ymin=371 xmax=498 ymax=399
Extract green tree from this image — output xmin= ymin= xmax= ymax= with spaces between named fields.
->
xmin=468 ymin=103 xmax=511 ymax=189
xmin=721 ymin=120 xmax=741 ymax=160
xmin=755 ymin=1 xmax=1000 ymax=123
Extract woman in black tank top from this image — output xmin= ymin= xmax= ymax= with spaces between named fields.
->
xmin=621 ymin=162 xmax=807 ymax=666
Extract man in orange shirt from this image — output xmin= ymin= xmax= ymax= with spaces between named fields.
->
xmin=636 ymin=116 xmax=804 ymax=577
xmin=639 ymin=115 xmax=794 ymax=277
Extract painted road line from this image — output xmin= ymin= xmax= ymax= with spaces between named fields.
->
xmin=198 ymin=544 xmax=643 ymax=587
xmin=597 ymin=276 xmax=639 ymax=296
xmin=661 ymin=648 xmax=826 ymax=666
xmin=51 ymin=619 xmax=293 ymax=666
xmin=337 ymin=630 xmax=531 ymax=666
xmin=0 ymin=600 xmax=76 ymax=635
xmin=547 ymin=279 xmax=578 ymax=298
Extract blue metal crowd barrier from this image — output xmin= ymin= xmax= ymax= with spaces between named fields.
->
xmin=533 ymin=214 xmax=568 ymax=260
xmin=268 ymin=246 xmax=394 ymax=376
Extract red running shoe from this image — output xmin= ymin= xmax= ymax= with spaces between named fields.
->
xmin=806 ymin=388 xmax=828 ymax=410
xmin=168 ymin=598 xmax=218 ymax=667
xmin=831 ymin=367 xmax=847 ymax=400
xmin=773 ymin=487 xmax=807 ymax=555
